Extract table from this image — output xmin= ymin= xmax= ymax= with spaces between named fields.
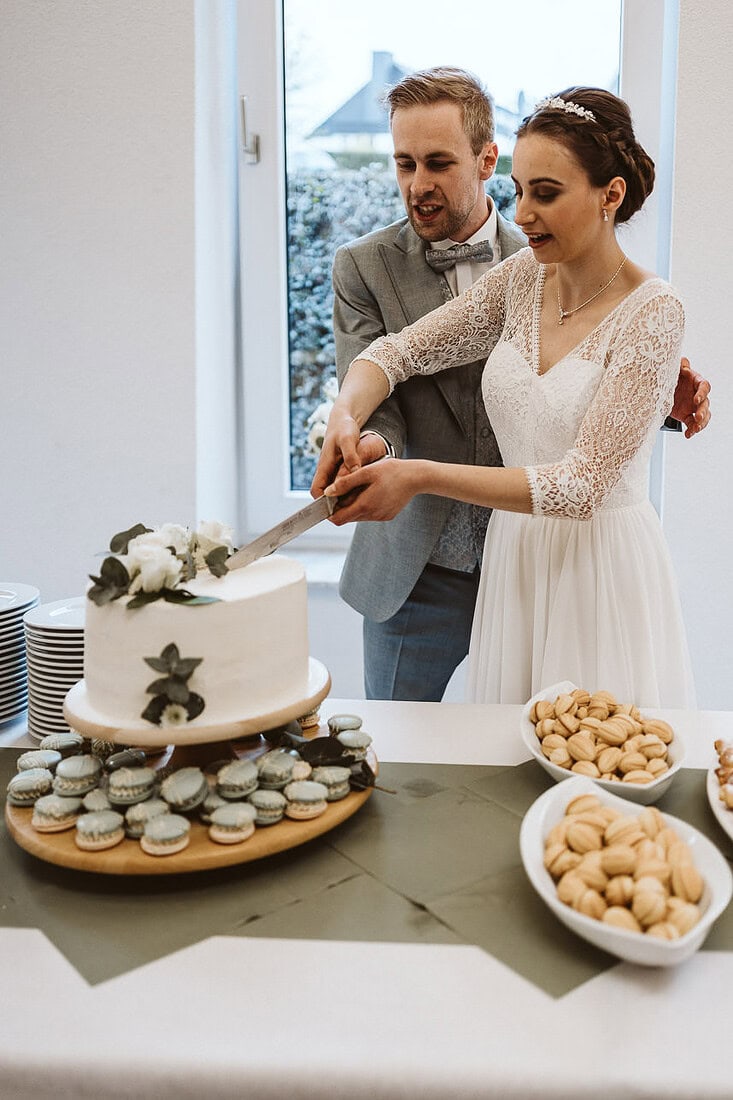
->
xmin=0 ymin=700 xmax=732 ymax=1100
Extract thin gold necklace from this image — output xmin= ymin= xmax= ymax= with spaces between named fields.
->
xmin=556 ymin=256 xmax=627 ymax=325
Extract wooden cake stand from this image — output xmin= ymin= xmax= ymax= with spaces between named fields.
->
xmin=6 ymin=661 xmax=377 ymax=875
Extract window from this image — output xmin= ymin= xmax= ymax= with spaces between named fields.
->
xmin=237 ymin=0 xmax=672 ymax=539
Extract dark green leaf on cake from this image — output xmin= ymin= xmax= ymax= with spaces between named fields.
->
xmin=185 ymin=693 xmax=205 ymax=721
xmin=141 ymin=695 xmax=168 ymax=725
xmin=205 ymin=545 xmax=230 ymax=577
xmin=126 ymin=590 xmax=162 ymax=609
xmin=173 ymin=657 xmax=203 ymax=680
xmin=145 ymin=677 xmax=190 ymax=704
xmin=162 ymin=588 xmax=220 ymax=606
xmin=178 ymin=549 xmax=197 ymax=583
xmin=87 ymin=556 xmax=131 ymax=606
xmin=109 ymin=523 xmax=151 ymax=554
xmin=141 ymin=643 xmax=205 ymax=725
xmin=143 ymin=654 xmax=171 ymax=674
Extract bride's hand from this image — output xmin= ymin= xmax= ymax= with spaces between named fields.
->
xmin=325 ymin=458 xmax=419 ymax=524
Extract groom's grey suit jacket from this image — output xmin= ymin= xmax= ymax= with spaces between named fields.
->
xmin=333 ymin=212 xmax=526 ymax=622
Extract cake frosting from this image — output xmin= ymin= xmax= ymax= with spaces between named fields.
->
xmin=82 ymin=554 xmax=310 ymax=730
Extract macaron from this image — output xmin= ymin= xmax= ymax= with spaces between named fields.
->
xmin=336 ymin=729 xmax=372 ymax=761
xmin=283 ymin=780 xmax=328 ymax=820
xmin=107 ymin=766 xmax=156 ymax=806
xmin=291 ymin=758 xmax=312 ymax=781
xmin=140 ymin=813 xmax=191 ymax=856
xmin=75 ymin=810 xmax=125 ymax=851
xmin=124 ymin=798 xmax=170 ymax=839
xmin=297 ymin=706 xmax=321 ymax=731
xmin=83 ymin=788 xmax=112 ymax=813
xmin=311 ymin=765 xmax=351 ymax=801
xmin=256 ymin=750 xmax=296 ymax=790
xmin=327 ymin=713 xmax=363 ymax=734
xmin=208 ymin=802 xmax=257 ymax=845
xmin=31 ymin=794 xmax=83 ymax=832
xmin=160 ymin=767 xmax=207 ymax=812
xmin=199 ymin=788 xmax=228 ymax=824
xmin=6 ymin=768 xmax=54 ymax=806
xmin=247 ymin=788 xmax=287 ymax=826
xmin=52 ymin=754 xmax=103 ymax=797
xmin=17 ymin=749 xmax=62 ymax=773
xmin=39 ymin=731 xmax=84 ymax=757
xmin=216 ymin=759 xmax=258 ymax=800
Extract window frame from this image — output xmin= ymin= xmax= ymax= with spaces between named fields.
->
xmin=236 ymin=0 xmax=676 ymax=541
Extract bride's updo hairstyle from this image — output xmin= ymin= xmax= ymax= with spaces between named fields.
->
xmin=516 ymin=87 xmax=655 ymax=224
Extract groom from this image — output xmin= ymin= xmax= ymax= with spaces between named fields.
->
xmin=328 ymin=67 xmax=710 ymax=703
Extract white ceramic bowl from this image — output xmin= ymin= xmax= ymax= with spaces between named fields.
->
xmin=521 ymin=680 xmax=685 ymax=806
xmin=706 ymin=766 xmax=733 ymax=844
xmin=520 ymin=775 xmax=732 ymax=967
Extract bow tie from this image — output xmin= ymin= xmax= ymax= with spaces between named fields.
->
xmin=424 ymin=241 xmax=494 ymax=272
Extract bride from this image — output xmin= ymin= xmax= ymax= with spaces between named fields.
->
xmin=311 ymin=87 xmax=695 ymax=708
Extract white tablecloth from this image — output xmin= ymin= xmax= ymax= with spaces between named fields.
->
xmin=0 ymin=700 xmax=731 ymax=1100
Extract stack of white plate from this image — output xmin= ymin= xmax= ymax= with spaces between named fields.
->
xmin=24 ymin=597 xmax=85 ymax=741
xmin=0 ymin=583 xmax=41 ymax=724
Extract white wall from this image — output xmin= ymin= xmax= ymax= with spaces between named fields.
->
xmin=0 ymin=0 xmax=729 ymax=707
xmin=0 ymin=0 xmax=238 ymax=601
xmin=664 ymin=0 xmax=732 ymax=709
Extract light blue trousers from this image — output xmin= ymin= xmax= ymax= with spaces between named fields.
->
xmin=363 ymin=563 xmax=481 ymax=702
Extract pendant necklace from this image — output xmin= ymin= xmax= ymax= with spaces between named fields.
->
xmin=556 ymin=256 xmax=627 ymax=325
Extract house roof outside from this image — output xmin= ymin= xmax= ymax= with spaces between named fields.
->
xmin=309 ymin=51 xmax=525 ymax=151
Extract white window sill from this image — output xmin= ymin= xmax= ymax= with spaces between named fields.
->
xmin=286 ymin=544 xmax=346 ymax=586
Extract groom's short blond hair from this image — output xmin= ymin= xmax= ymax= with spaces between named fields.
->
xmin=384 ymin=67 xmax=495 ymax=153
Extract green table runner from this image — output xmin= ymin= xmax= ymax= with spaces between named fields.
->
xmin=1 ymin=750 xmax=731 ymax=996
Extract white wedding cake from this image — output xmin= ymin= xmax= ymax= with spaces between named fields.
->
xmin=65 ymin=522 xmax=322 ymax=743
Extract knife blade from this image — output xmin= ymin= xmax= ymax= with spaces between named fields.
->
xmin=227 ymin=495 xmax=337 ymax=570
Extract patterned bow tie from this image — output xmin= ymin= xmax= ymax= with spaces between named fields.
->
xmin=424 ymin=240 xmax=494 ymax=272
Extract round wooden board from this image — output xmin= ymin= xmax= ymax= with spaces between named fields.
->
xmin=5 ymin=768 xmax=375 ymax=876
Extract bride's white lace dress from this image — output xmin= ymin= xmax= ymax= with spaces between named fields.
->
xmin=364 ymin=248 xmax=695 ymax=706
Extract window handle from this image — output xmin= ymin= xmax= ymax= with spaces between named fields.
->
xmin=240 ymin=96 xmax=260 ymax=164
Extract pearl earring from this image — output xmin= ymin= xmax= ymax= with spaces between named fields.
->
xmin=602 ymin=208 xmax=609 ymax=222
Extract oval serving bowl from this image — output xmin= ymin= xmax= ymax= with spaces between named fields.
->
xmin=520 ymin=680 xmax=685 ymax=806
xmin=520 ymin=775 xmax=732 ymax=967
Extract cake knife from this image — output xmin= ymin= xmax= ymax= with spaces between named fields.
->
xmin=227 ymin=494 xmax=337 ymax=570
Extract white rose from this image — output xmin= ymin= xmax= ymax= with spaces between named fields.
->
xmin=197 ymin=520 xmax=234 ymax=548
xmin=194 ymin=520 xmax=234 ymax=570
xmin=127 ymin=530 xmax=170 ymax=553
xmin=323 ymin=376 xmax=338 ymax=401
xmin=127 ymin=544 xmax=183 ymax=594
xmin=306 ymin=399 xmax=333 ymax=426
xmin=306 ymin=419 xmax=328 ymax=455
xmin=156 ymin=523 xmax=191 ymax=556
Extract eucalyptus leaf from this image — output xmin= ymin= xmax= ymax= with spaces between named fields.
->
xmin=162 ymin=588 xmax=219 ymax=606
xmin=186 ymin=693 xmax=205 ymax=720
xmin=205 ymin=545 xmax=230 ymax=578
xmin=145 ymin=676 xmax=178 ymax=697
xmin=178 ymin=549 xmax=197 ymax=584
xmin=100 ymin=556 xmax=131 ymax=586
xmin=166 ymin=679 xmax=191 ymax=705
xmin=141 ymin=694 xmax=167 ymax=725
xmin=109 ymin=523 xmax=151 ymax=554
xmin=126 ymin=590 xmax=161 ymax=610
xmin=87 ymin=580 xmax=123 ymax=607
xmin=143 ymin=656 xmax=171 ymax=674
xmin=160 ymin=643 xmax=181 ymax=668
xmin=171 ymin=657 xmax=202 ymax=680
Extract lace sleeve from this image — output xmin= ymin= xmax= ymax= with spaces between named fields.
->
xmin=357 ymin=252 xmax=521 ymax=392
xmin=525 ymin=287 xmax=684 ymax=520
